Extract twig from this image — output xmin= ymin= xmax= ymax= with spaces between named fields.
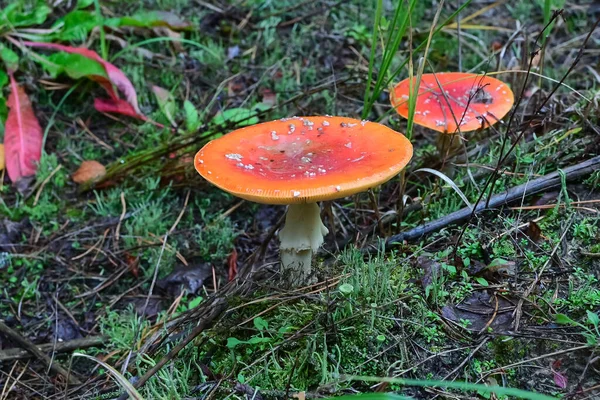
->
xmin=0 ymin=322 xmax=81 ymax=385
xmin=382 ymin=155 xmax=600 ymax=247
xmin=0 ymin=336 xmax=105 ymax=362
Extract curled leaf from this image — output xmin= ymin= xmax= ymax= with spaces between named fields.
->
xmin=72 ymin=160 xmax=106 ymax=184
xmin=4 ymin=74 xmax=42 ymax=183
xmin=23 ymin=41 xmax=141 ymax=116
xmin=94 ymin=98 xmax=146 ymax=121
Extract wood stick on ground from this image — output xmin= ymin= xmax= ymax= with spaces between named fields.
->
xmin=0 ymin=336 xmax=105 ymax=362
xmin=0 ymin=321 xmax=82 ymax=385
xmin=383 ymin=155 xmax=600 ymax=247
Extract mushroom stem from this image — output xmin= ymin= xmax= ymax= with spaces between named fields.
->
xmin=278 ymin=202 xmax=329 ymax=285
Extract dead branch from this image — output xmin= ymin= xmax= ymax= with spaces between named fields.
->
xmin=382 ymin=155 xmax=600 ymax=247
xmin=0 ymin=336 xmax=105 ymax=362
xmin=0 ymin=321 xmax=82 ymax=385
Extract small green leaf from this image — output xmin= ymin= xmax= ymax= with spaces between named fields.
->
xmin=77 ymin=0 xmax=95 ymax=9
xmin=475 ymin=277 xmax=489 ymax=287
xmin=212 ymin=107 xmax=259 ymax=127
xmin=246 ymin=337 xmax=271 ymax=345
xmin=0 ymin=69 xmax=8 ymax=89
xmin=226 ymin=337 xmax=243 ymax=349
xmin=0 ymin=1 xmax=52 ymax=28
xmin=0 ymin=44 xmax=19 ymax=72
xmin=184 ymin=100 xmax=200 ymax=132
xmin=43 ymin=52 xmax=107 ymax=80
xmin=152 ymin=85 xmax=177 ymax=127
xmin=253 ymin=317 xmax=269 ymax=331
xmin=555 ymin=314 xmax=576 ymax=325
xmin=586 ymin=310 xmax=599 ymax=328
xmin=187 ymin=296 xmax=203 ymax=309
xmin=52 ymin=10 xmax=101 ymax=42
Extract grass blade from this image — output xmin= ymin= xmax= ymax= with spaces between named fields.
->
xmin=72 ymin=353 xmax=145 ymax=400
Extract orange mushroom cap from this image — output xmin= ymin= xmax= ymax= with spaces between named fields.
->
xmin=195 ymin=116 xmax=413 ymax=205
xmin=390 ymin=72 xmax=514 ymax=134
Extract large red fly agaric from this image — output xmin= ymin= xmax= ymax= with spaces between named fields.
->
xmin=390 ymin=72 xmax=514 ymax=152
xmin=195 ymin=116 xmax=413 ymax=285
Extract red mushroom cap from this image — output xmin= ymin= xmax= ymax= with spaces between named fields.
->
xmin=194 ymin=116 xmax=413 ymax=205
xmin=390 ymin=72 xmax=514 ymax=134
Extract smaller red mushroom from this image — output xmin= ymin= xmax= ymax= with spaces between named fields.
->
xmin=390 ymin=72 xmax=514 ymax=152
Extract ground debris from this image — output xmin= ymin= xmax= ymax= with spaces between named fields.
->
xmin=442 ymin=291 xmax=515 ymax=333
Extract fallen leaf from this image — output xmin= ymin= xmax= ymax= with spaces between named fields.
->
xmin=94 ymin=98 xmax=146 ymax=121
xmin=157 ymin=262 xmax=212 ymax=297
xmin=441 ymin=291 xmax=515 ymax=333
xmin=0 ymin=144 xmax=4 ymax=171
xmin=151 ymin=85 xmax=176 ymax=127
xmin=4 ymin=74 xmax=43 ymax=183
xmin=72 ymin=160 xmax=106 ymax=184
xmin=526 ymin=220 xmax=542 ymax=242
xmin=23 ymin=41 xmax=141 ymax=116
xmin=553 ymin=370 xmax=568 ymax=389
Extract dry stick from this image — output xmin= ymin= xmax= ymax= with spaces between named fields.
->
xmin=0 ymin=322 xmax=81 ymax=385
xmin=383 ymin=155 xmax=600 ymax=247
xmin=0 ymin=337 xmax=105 ymax=362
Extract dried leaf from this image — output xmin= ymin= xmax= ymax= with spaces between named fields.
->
xmin=72 ymin=160 xmax=106 ymax=184
xmin=151 ymin=85 xmax=176 ymax=127
xmin=94 ymin=98 xmax=146 ymax=121
xmin=527 ymin=220 xmax=542 ymax=242
xmin=0 ymin=144 xmax=4 ymax=171
xmin=4 ymin=74 xmax=42 ymax=183
xmin=442 ymin=291 xmax=515 ymax=333
xmin=23 ymin=41 xmax=142 ymax=116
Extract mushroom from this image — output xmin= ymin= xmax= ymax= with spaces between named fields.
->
xmin=194 ymin=116 xmax=413 ymax=285
xmin=390 ymin=72 xmax=514 ymax=153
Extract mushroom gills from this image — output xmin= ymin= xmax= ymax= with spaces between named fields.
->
xmin=278 ymin=202 xmax=329 ymax=285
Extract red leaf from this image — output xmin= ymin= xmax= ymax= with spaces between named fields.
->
xmin=4 ymin=74 xmax=42 ymax=183
xmin=553 ymin=370 xmax=568 ymax=389
xmin=22 ymin=41 xmax=142 ymax=116
xmin=94 ymin=98 xmax=146 ymax=121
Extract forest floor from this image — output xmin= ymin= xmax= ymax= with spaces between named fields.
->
xmin=0 ymin=0 xmax=599 ymax=399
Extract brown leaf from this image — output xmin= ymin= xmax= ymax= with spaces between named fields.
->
xmin=72 ymin=160 xmax=106 ymax=184
xmin=527 ymin=220 xmax=542 ymax=242
xmin=441 ymin=291 xmax=515 ymax=333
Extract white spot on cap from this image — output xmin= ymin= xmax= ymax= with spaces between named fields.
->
xmin=225 ymin=153 xmax=243 ymax=161
xmin=335 ymin=186 xmax=341 ymax=192
xmin=271 ymin=131 xmax=279 ymax=140
xmin=322 ymin=120 xmax=330 ymax=126
xmin=292 ymin=191 xmax=301 ymax=197
xmin=199 ymin=160 xmax=204 ymax=164
xmin=288 ymin=124 xmax=295 ymax=134
xmin=345 ymin=142 xmax=352 ymax=148
xmin=361 ymin=120 xmax=368 ymax=126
